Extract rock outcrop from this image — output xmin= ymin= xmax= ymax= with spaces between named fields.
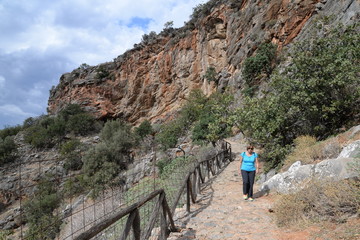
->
xmin=47 ymin=0 xmax=359 ymax=125
xmin=260 ymin=139 xmax=360 ymax=194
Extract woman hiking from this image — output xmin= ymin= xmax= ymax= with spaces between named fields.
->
xmin=239 ymin=145 xmax=259 ymax=201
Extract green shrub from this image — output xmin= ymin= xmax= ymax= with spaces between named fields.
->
xmin=0 ymin=125 xmax=22 ymax=139
xmin=47 ymin=117 xmax=66 ymax=138
xmin=189 ymin=1 xmax=215 ymax=24
xmin=241 ymin=85 xmax=259 ymax=98
xmin=134 ymin=120 xmax=153 ymax=140
xmin=63 ymin=175 xmax=87 ymax=198
xmin=100 ymin=120 xmax=130 ymax=142
xmin=23 ymin=104 xmax=98 ymax=148
xmin=23 ymin=117 xmax=36 ymax=128
xmin=83 ymin=120 xmax=135 ymax=197
xmin=180 ymin=89 xmax=208 ymax=124
xmin=0 ymin=136 xmax=17 ymax=166
xmin=60 ymin=139 xmax=81 ymax=155
xmin=156 ymin=158 xmax=171 ymax=176
xmin=237 ymin=24 xmax=360 ymax=169
xmin=243 ymin=42 xmax=276 ymax=86
xmin=23 ymin=118 xmax=64 ymax=148
xmin=79 ymin=63 xmax=90 ymax=70
xmin=83 ymin=144 xmax=124 ymax=197
xmin=60 ymin=139 xmax=83 ymax=172
xmin=195 ymin=93 xmax=234 ymax=145
xmin=192 ymin=114 xmax=216 ymax=144
xmin=204 ymin=66 xmax=217 ymax=83
xmin=24 ymin=175 xmax=62 ymax=240
xmin=39 ymin=115 xmax=56 ymax=128
xmin=59 ymin=104 xmax=84 ymax=120
xmin=156 ymin=120 xmax=184 ymax=150
xmin=159 ymin=156 xmax=194 ymax=179
xmin=24 ymin=125 xmax=52 ymax=148
xmin=261 ymin=143 xmax=291 ymax=172
xmin=25 ymin=214 xmax=62 ymax=240
xmin=156 ymin=90 xmax=234 ymax=149
xmin=66 ymin=113 xmax=95 ymax=135
xmin=96 ymin=65 xmax=110 ymax=80
xmin=59 ymin=104 xmax=97 ymax=136
xmin=0 ymin=230 xmax=11 ymax=240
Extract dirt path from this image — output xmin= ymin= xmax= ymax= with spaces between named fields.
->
xmin=167 ymin=139 xmax=312 ymax=240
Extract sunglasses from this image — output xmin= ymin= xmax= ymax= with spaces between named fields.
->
xmin=247 ymin=148 xmax=254 ymax=150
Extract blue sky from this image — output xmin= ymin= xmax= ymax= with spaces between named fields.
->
xmin=0 ymin=0 xmax=205 ymax=129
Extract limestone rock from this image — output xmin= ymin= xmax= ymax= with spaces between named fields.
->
xmin=261 ymin=157 xmax=358 ymax=194
xmin=47 ymin=0 xmax=360 ymax=125
xmin=338 ymin=140 xmax=360 ymax=158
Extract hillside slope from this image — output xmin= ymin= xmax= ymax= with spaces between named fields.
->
xmin=48 ymin=0 xmax=359 ymax=125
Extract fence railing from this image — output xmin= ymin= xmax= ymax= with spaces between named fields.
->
xmin=74 ymin=141 xmax=232 ymax=240
xmin=0 ymin=140 xmax=232 ymax=240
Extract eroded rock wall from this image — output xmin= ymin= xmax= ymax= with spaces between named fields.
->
xmin=47 ymin=0 xmax=358 ymax=125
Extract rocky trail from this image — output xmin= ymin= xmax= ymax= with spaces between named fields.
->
xmin=167 ymin=140 xmax=345 ymax=240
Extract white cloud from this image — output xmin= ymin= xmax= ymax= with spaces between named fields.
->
xmin=0 ymin=76 xmax=5 ymax=88
xmin=0 ymin=0 xmax=206 ymax=128
xmin=0 ymin=104 xmax=34 ymax=117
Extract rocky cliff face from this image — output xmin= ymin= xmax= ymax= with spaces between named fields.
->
xmin=48 ymin=0 xmax=359 ymax=125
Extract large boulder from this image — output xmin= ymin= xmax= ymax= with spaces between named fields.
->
xmin=338 ymin=140 xmax=360 ymax=158
xmin=260 ymin=139 xmax=360 ymax=194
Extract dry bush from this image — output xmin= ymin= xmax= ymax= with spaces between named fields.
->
xmin=283 ymin=136 xmax=318 ymax=170
xmin=283 ymin=135 xmax=343 ymax=171
xmin=193 ymin=144 xmax=216 ymax=161
xmin=272 ymin=194 xmax=308 ymax=227
xmin=315 ymin=138 xmax=341 ymax=160
xmin=273 ymin=179 xmax=360 ymax=227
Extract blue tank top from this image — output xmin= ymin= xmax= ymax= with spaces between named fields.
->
xmin=240 ymin=152 xmax=258 ymax=171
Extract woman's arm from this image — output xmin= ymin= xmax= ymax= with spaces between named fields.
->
xmin=239 ymin=155 xmax=243 ymax=174
xmin=255 ymin=157 xmax=259 ymax=171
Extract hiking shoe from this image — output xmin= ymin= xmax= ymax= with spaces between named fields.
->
xmin=243 ymin=195 xmax=249 ymax=200
xmin=248 ymin=197 xmax=254 ymax=201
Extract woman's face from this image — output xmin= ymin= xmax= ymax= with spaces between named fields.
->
xmin=247 ymin=147 xmax=254 ymax=153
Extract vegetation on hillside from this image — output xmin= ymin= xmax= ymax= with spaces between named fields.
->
xmin=273 ymin=134 xmax=360 ymax=227
xmin=0 ymin=136 xmax=17 ymax=166
xmin=242 ymin=42 xmax=277 ymax=96
xmin=81 ymin=119 xmax=136 ymax=197
xmin=156 ymin=89 xmax=234 ymax=149
xmin=237 ymin=23 xmax=360 ymax=171
xmin=274 ymin=177 xmax=359 ymax=227
xmin=1 ymin=8 xmax=359 ymax=238
xmin=0 ymin=125 xmax=22 ymax=166
xmin=24 ymin=175 xmax=62 ymax=240
xmin=23 ymin=104 xmax=99 ymax=148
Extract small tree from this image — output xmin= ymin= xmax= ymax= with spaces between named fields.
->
xmin=83 ymin=120 xmax=135 ymax=197
xmin=0 ymin=136 xmax=17 ymax=166
xmin=79 ymin=63 xmax=90 ymax=70
xmin=134 ymin=120 xmax=153 ymax=140
xmin=164 ymin=21 xmax=174 ymax=29
xmin=243 ymin=43 xmax=276 ymax=82
xmin=24 ymin=175 xmax=62 ymax=240
xmin=204 ymin=66 xmax=217 ymax=83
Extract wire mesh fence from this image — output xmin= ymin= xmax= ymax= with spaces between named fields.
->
xmin=0 ymin=141 xmax=232 ymax=240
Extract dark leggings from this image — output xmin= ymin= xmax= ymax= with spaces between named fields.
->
xmin=241 ymin=170 xmax=256 ymax=198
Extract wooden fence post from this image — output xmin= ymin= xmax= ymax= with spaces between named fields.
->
xmin=142 ymin=193 xmax=164 ymax=240
xmin=120 ymin=209 xmax=140 ymax=240
xmin=186 ymin=178 xmax=191 ymax=212
xmin=160 ymin=195 xmax=167 ymax=240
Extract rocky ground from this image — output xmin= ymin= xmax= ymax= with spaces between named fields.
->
xmin=167 ymin=139 xmax=360 ymax=240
